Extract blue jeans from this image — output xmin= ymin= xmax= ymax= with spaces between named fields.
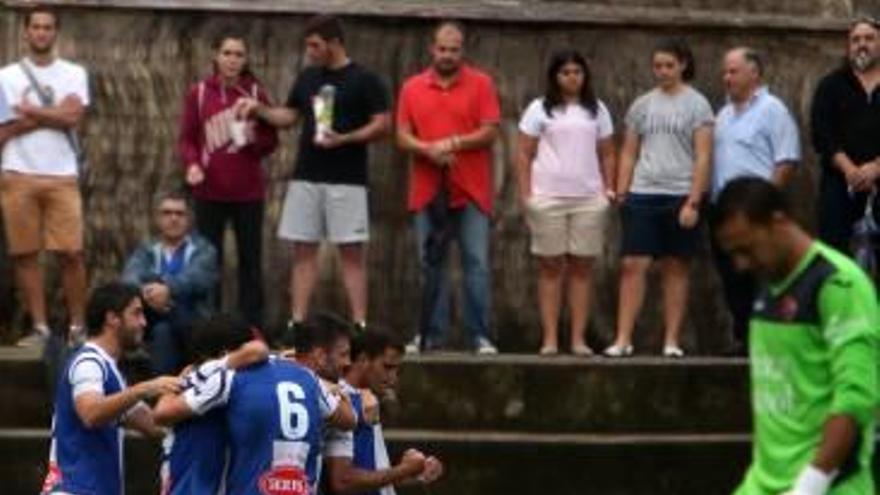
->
xmin=147 ymin=305 xmax=195 ymax=375
xmin=414 ymin=202 xmax=491 ymax=347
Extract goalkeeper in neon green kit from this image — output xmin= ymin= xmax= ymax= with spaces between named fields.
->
xmin=715 ymin=178 xmax=879 ymax=495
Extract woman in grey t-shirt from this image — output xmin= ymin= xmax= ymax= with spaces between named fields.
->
xmin=604 ymin=38 xmax=714 ymax=358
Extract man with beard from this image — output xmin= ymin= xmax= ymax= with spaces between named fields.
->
xmin=42 ymin=282 xmax=183 ymax=495
xmin=0 ymin=5 xmax=90 ymax=346
xmin=152 ymin=314 xmax=269 ymax=495
xmin=396 ymin=20 xmax=500 ymax=354
xmin=811 ymin=17 xmax=880 ymax=256
xmin=323 ymin=329 xmax=441 ymax=495
xmin=715 ymin=178 xmax=879 ymax=495
xmin=147 ymin=312 xmax=356 ymax=495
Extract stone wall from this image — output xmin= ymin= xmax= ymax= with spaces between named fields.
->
xmin=0 ymin=1 xmax=875 ymax=351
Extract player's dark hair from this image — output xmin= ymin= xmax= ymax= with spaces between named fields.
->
xmin=653 ymin=37 xmax=696 ymax=81
xmin=433 ymin=19 xmax=466 ymax=42
xmin=351 ymin=327 xmax=404 ymax=361
xmin=714 ymin=177 xmax=792 ymax=227
xmin=210 ymin=26 xmax=254 ymax=78
xmin=85 ymin=282 xmax=142 ymax=336
xmin=155 ymin=189 xmax=192 ymax=212
xmin=294 ymin=311 xmax=352 ymax=353
xmin=543 ymin=49 xmax=598 ymax=118
xmin=740 ymin=47 xmax=765 ymax=77
xmin=23 ymin=4 xmax=59 ymax=29
xmin=187 ymin=313 xmax=255 ymax=363
xmin=303 ymin=14 xmax=345 ymax=44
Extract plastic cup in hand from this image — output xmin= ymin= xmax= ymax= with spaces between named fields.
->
xmin=230 ymin=120 xmax=248 ymax=147
xmin=313 ymin=84 xmax=336 ymax=144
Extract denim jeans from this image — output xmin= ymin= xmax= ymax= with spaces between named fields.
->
xmin=414 ymin=202 xmax=491 ymax=346
xmin=146 ymin=304 xmax=195 ymax=375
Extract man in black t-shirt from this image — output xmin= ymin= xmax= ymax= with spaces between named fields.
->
xmin=239 ymin=15 xmax=390 ymax=335
xmin=810 ymin=17 xmax=880 ymax=255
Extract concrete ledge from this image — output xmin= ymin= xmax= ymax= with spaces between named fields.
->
xmin=4 ymin=429 xmax=878 ymax=494
xmin=1 ymin=0 xmax=856 ymax=32
xmin=0 ymin=349 xmax=751 ymax=432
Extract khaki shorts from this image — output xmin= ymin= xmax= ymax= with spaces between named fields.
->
xmin=0 ymin=172 xmax=83 ymax=255
xmin=525 ymin=195 xmax=609 ymax=257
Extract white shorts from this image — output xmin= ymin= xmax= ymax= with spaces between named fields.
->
xmin=278 ymin=181 xmax=369 ymax=243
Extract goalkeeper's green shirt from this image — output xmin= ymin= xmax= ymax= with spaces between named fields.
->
xmin=735 ymin=242 xmax=879 ymax=495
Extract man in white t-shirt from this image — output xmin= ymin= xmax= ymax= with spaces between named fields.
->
xmin=0 ymin=6 xmax=90 ymax=346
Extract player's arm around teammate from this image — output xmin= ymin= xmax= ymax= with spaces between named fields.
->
xmin=75 ymin=373 xmax=181 ymax=429
xmin=152 ymin=338 xmax=270 ymax=426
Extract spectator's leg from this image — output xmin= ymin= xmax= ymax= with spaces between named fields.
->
xmin=57 ymin=250 xmax=86 ymax=328
xmin=567 ymin=255 xmax=595 ymax=350
xmin=290 ymin=242 xmax=320 ymax=322
xmin=457 ymin=203 xmax=492 ymax=344
xmin=327 ymin=185 xmax=370 ymax=324
xmin=414 ymin=210 xmax=451 ymax=348
xmin=12 ymin=253 xmax=48 ymax=328
xmin=195 ymin=199 xmax=228 ymax=309
xmin=660 ymin=256 xmax=690 ymax=348
xmin=711 ymin=234 xmax=754 ymax=348
xmin=817 ymin=178 xmax=858 ymax=254
xmin=45 ymin=177 xmax=86 ymax=329
xmin=277 ymin=181 xmax=324 ymax=323
xmin=613 ymin=256 xmax=651 ymax=347
xmin=147 ymin=318 xmax=178 ymax=375
xmin=338 ymin=243 xmax=367 ymax=323
xmin=232 ymin=200 xmax=264 ymax=328
xmin=537 ymin=255 xmax=564 ymax=352
xmin=1 ymin=174 xmax=47 ymax=332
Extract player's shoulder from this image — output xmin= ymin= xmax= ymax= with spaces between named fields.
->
xmin=815 ymin=243 xmax=876 ymax=296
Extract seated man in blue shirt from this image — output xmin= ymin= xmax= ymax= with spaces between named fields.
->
xmin=711 ymin=47 xmax=801 ymax=355
xmin=122 ymin=191 xmax=218 ymax=374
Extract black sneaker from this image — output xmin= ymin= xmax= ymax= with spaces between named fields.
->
xmin=353 ymin=321 xmax=367 ymax=335
xmin=280 ymin=320 xmax=301 ymax=350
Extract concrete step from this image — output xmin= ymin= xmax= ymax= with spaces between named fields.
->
xmin=6 ymin=428 xmax=878 ymax=495
xmin=389 ymin=354 xmax=750 ymax=433
xmin=0 ymin=428 xmax=758 ymax=495
xmin=0 ymin=348 xmax=752 ymax=433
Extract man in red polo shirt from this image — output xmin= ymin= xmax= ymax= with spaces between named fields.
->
xmin=396 ymin=20 xmax=500 ymax=354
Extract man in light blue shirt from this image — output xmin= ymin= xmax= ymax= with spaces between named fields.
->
xmin=711 ymin=47 xmax=801 ymax=355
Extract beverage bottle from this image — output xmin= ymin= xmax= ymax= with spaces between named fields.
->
xmin=313 ymin=84 xmax=336 ymax=144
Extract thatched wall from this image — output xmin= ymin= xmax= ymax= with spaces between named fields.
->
xmin=0 ymin=0 xmax=875 ymax=351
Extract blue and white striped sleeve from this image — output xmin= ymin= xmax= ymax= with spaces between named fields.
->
xmin=182 ymin=359 xmax=234 ymax=415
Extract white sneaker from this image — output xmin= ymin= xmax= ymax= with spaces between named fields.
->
xmin=475 ymin=337 xmax=498 ymax=355
xmin=603 ymin=344 xmax=634 ymax=357
xmin=405 ymin=335 xmax=421 ymax=355
xmin=68 ymin=325 xmax=86 ymax=347
xmin=662 ymin=345 xmax=685 ymax=358
xmin=16 ymin=327 xmax=50 ymax=348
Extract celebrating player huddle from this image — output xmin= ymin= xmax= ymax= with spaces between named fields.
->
xmin=41 ymin=284 xmax=443 ymax=495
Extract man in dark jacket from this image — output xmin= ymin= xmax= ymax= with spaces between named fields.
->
xmin=811 ymin=17 xmax=880 ymax=255
xmin=122 ymin=191 xmax=218 ymax=374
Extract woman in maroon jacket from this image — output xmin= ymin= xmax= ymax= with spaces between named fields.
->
xmin=178 ymin=30 xmax=278 ymax=328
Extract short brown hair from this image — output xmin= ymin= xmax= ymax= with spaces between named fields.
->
xmin=23 ymin=4 xmax=59 ymax=29
xmin=303 ymin=14 xmax=344 ymax=44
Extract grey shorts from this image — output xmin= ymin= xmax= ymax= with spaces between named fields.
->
xmin=277 ymin=181 xmax=369 ymax=243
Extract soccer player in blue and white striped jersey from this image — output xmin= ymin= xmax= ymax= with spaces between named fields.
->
xmin=323 ymin=330 xmax=443 ymax=495
xmin=153 ymin=313 xmax=269 ymax=495
xmin=42 ymin=282 xmax=182 ymax=495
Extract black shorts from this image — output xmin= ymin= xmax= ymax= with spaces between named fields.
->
xmin=620 ymin=193 xmax=701 ymax=258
